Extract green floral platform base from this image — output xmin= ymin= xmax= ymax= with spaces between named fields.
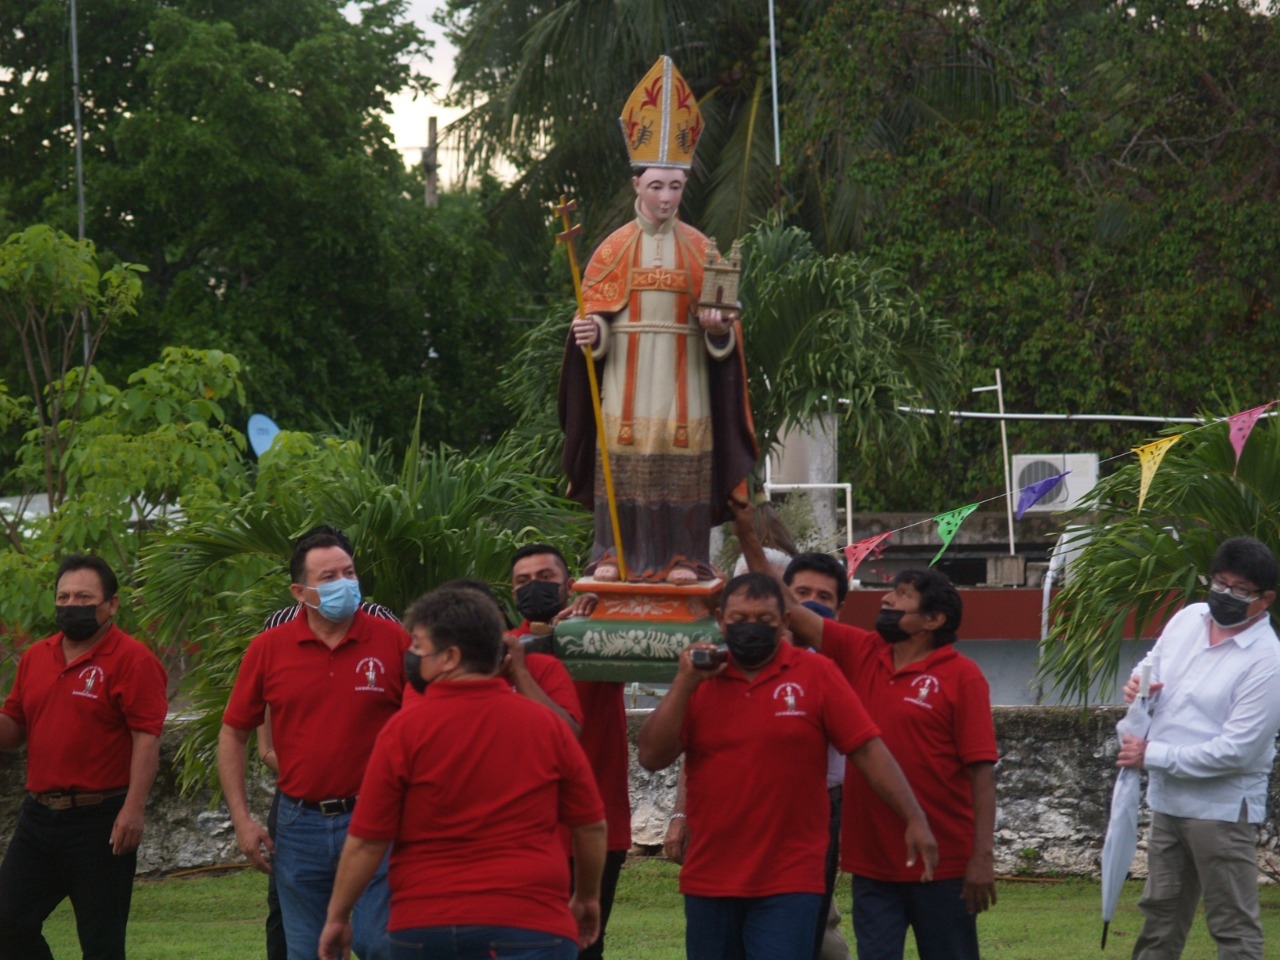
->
xmin=551 ymin=615 xmax=722 ymax=682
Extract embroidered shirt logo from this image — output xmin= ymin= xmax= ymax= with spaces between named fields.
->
xmin=72 ymin=665 xmax=105 ymax=699
xmin=773 ymin=681 xmax=807 ymax=717
xmin=907 ymin=674 xmax=941 ymax=710
xmin=355 ymin=657 xmax=387 ymax=693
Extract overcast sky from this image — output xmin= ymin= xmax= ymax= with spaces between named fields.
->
xmin=384 ymin=1 xmax=464 ymax=184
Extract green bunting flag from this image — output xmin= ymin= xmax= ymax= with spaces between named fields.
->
xmin=931 ymin=503 xmax=979 ymax=566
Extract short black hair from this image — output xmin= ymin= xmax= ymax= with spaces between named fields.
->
xmin=297 ymin=525 xmax=353 ymax=554
xmin=510 ymin=543 xmax=569 ymax=578
xmin=403 ymin=587 xmax=505 ymax=674
xmin=894 ymin=569 xmax=962 ymax=646
xmin=720 ymin=572 xmax=785 ymax=617
xmin=1211 ymin=537 xmax=1279 ymax=593
xmin=55 ymin=554 xmax=119 ymax=600
xmin=784 ymin=552 xmax=848 ymax=607
xmin=289 ymin=532 xmax=352 ymax=584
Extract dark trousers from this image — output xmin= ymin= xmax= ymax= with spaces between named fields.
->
xmin=814 ymin=786 xmax=843 ymax=960
xmin=266 ymin=787 xmax=287 ymax=960
xmin=0 ymin=794 xmax=136 ymax=960
xmin=577 ymin=849 xmax=627 ymax=960
xmin=851 ymin=875 xmax=979 ymax=960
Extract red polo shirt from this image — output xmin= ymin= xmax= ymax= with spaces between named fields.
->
xmin=679 ymin=642 xmax=880 ymax=897
xmin=402 ymin=653 xmax=583 ymax=728
xmin=2 ymin=624 xmax=167 ymax=793
xmin=223 ymin=609 xmax=410 ymax=801
xmin=350 ymin=677 xmax=604 ymax=938
xmin=821 ymin=619 xmax=998 ymax=881
xmin=574 ymin=680 xmax=632 ymax=851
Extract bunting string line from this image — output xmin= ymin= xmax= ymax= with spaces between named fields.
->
xmin=830 ymin=403 xmax=1278 ymax=572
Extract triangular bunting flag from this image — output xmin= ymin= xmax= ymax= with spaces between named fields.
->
xmin=1015 ymin=472 xmax=1070 ymax=521
xmin=1133 ymin=435 xmax=1181 ymax=513
xmin=930 ymin=503 xmax=979 ymax=566
xmin=844 ymin=533 xmax=893 ymax=580
xmin=1227 ymin=401 xmax=1275 ymax=474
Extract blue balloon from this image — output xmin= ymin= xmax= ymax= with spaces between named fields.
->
xmin=247 ymin=413 xmax=281 ymax=457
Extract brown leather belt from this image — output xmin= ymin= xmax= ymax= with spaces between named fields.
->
xmin=28 ymin=788 xmax=128 ymax=810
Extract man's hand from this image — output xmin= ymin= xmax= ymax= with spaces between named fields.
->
xmin=554 ymin=592 xmax=598 ymax=624
xmin=1122 ymin=675 xmax=1164 ymax=704
xmin=110 ymin=804 xmax=145 ymax=855
xmin=318 ymin=919 xmax=352 ymax=960
xmin=500 ymin=633 xmax=528 ymax=678
xmin=663 ymin=815 xmax=689 ymax=864
xmin=1117 ymin=734 xmax=1148 ymax=770
xmin=234 ymin=816 xmax=274 ymax=873
xmin=677 ymin=643 xmax=727 ymax=684
xmin=572 ymin=315 xmax=602 ymax=347
xmin=905 ymin=818 xmax=939 ymax=883
xmin=570 ymin=894 xmax=602 ymax=950
xmin=961 ymin=849 xmax=997 ymax=914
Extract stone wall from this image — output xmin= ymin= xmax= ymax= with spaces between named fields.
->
xmin=4 ymin=707 xmax=1279 ymax=877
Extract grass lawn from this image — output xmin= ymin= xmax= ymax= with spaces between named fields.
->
xmin=38 ymin=858 xmax=1280 ymax=959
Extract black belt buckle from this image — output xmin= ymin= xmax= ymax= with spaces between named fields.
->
xmin=317 ymin=796 xmax=355 ymax=816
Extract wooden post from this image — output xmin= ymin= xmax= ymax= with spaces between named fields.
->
xmin=422 ymin=117 xmax=439 ymax=208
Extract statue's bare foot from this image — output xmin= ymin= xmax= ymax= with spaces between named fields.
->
xmin=667 ymin=567 xmax=697 ymax=585
xmin=594 ymin=563 xmax=620 ymax=582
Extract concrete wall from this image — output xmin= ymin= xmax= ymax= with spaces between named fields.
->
xmin=4 ymin=708 xmax=1279 ymax=879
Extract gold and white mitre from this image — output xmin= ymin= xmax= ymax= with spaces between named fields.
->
xmin=619 ymin=56 xmax=703 ymax=169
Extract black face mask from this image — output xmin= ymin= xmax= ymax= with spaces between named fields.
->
xmin=875 ymin=608 xmax=911 ymax=643
xmin=723 ymin=621 xmax=779 ymax=669
xmin=56 ymin=604 xmax=102 ymax=643
xmin=1207 ymin=590 xmax=1252 ymax=628
xmin=514 ymin=580 xmax=564 ymax=624
xmin=403 ymin=650 xmax=429 ymax=694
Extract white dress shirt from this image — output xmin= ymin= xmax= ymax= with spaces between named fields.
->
xmin=1135 ymin=603 xmax=1280 ymax=823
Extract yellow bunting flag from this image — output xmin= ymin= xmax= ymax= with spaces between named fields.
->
xmin=1133 ymin=436 xmax=1181 ymax=513
xmin=931 ymin=503 xmax=979 ymax=567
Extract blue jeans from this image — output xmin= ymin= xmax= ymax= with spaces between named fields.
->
xmin=273 ymin=796 xmax=390 ymax=960
xmin=387 ymin=925 xmax=576 ymax=959
xmin=684 ymin=892 xmax=823 ymax=960
xmin=850 ymin=876 xmax=978 ymax=960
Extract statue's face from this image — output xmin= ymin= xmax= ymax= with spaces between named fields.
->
xmin=633 ymin=168 xmax=687 ymax=224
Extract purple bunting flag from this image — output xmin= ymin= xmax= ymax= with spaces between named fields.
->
xmin=1015 ymin=472 xmax=1070 ymax=521
xmin=931 ymin=503 xmax=979 ymax=567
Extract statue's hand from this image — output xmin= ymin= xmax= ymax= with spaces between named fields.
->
xmin=697 ymin=306 xmax=737 ymax=335
xmin=572 ymin=315 xmax=602 ymax=347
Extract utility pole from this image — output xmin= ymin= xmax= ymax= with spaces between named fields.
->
xmin=69 ymin=0 xmax=90 ymax=363
xmin=422 ymin=117 xmax=438 ymax=208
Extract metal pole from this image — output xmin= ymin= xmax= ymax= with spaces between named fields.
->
xmin=69 ymin=0 xmax=90 ymax=363
xmin=973 ymin=373 xmax=1016 ymax=556
xmin=766 ymin=0 xmax=782 ymax=203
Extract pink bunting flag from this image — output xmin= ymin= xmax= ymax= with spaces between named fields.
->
xmin=1133 ymin=435 xmax=1181 ymax=513
xmin=1227 ymin=401 xmax=1275 ymax=473
xmin=1015 ymin=472 xmax=1070 ymax=521
xmin=930 ymin=503 xmax=979 ymax=567
xmin=844 ymin=533 xmax=893 ymax=580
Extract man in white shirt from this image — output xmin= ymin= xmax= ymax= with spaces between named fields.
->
xmin=1118 ymin=536 xmax=1280 ymax=960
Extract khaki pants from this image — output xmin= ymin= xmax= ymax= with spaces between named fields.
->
xmin=1132 ymin=807 xmax=1263 ymax=960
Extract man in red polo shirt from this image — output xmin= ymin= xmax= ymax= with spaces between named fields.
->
xmin=638 ymin=573 xmax=937 ymax=960
xmin=218 ymin=530 xmax=410 ymax=960
xmin=0 ymin=553 xmax=168 ymax=960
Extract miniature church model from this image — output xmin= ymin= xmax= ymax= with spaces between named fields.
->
xmin=699 ymin=238 xmax=743 ymax=311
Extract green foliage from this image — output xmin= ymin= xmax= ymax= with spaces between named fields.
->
xmin=0 ymin=346 xmax=250 ymax=689
xmin=0 ymin=225 xmax=147 ymax=507
xmin=1037 ymin=409 xmax=1280 ymax=702
xmin=138 ymin=420 xmax=590 ymax=794
xmin=0 ymin=2 xmax=528 ymax=446
xmin=791 ymin=0 xmax=1280 ymax=507
xmin=741 ymin=223 xmax=963 ymax=462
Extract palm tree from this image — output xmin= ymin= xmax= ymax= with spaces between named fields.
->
xmin=1037 ymin=408 xmax=1280 ymax=703
xmin=139 ymin=419 xmax=589 ymax=794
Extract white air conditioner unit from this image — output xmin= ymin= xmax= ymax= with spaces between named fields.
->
xmin=1010 ymin=453 xmax=1100 ymax=514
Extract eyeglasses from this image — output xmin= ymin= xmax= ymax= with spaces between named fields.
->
xmin=1209 ymin=578 xmax=1262 ymax=602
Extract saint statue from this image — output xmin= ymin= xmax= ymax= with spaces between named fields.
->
xmin=558 ymin=56 xmax=758 ymax=585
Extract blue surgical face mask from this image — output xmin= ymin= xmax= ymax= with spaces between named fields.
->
xmin=307 ymin=577 xmax=361 ymax=623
